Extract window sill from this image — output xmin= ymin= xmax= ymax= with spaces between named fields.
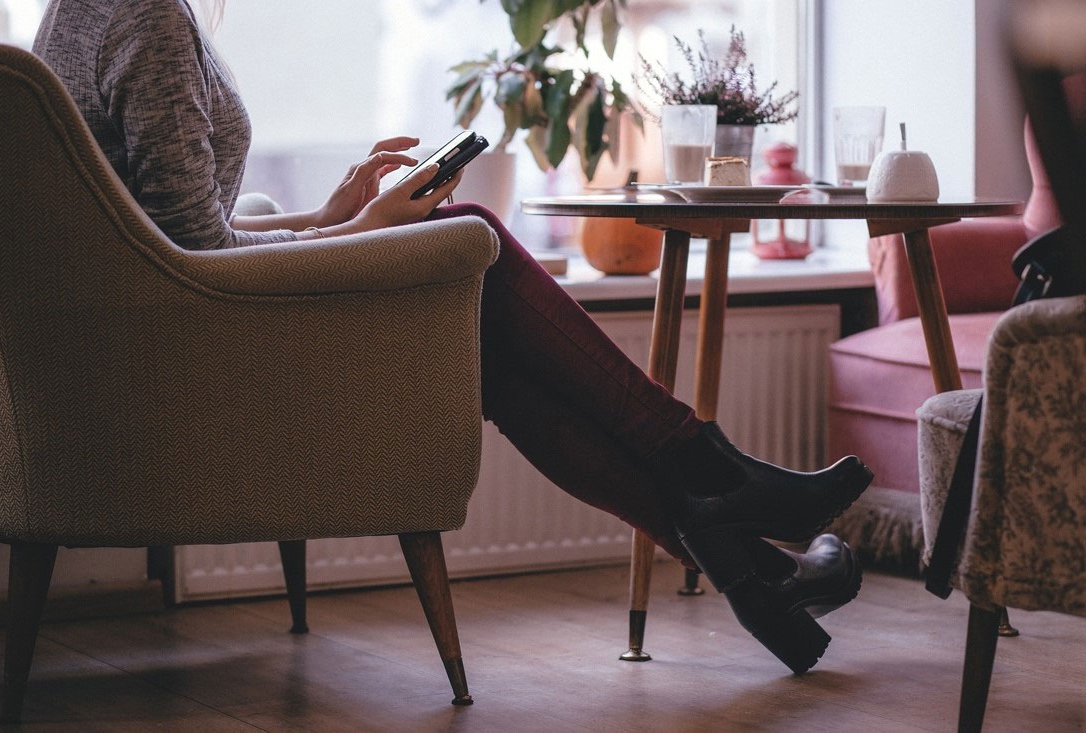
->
xmin=554 ymin=244 xmax=874 ymax=303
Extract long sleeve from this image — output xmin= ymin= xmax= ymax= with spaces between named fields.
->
xmin=96 ymin=0 xmax=295 ymax=249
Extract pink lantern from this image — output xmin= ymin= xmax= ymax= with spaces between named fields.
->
xmin=752 ymin=143 xmax=812 ymax=259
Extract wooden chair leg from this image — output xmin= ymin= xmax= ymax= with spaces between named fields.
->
xmin=399 ymin=532 xmax=472 ymax=706
xmin=277 ymin=540 xmax=308 ymax=634
xmin=959 ymin=603 xmax=1001 ymax=733
xmin=2 ymin=543 xmax=58 ymax=724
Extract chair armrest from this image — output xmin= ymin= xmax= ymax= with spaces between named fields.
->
xmin=172 ymin=216 xmax=499 ymax=297
xmin=868 ymin=217 xmax=1028 ymax=324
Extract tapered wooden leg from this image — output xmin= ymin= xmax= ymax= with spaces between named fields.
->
xmin=959 ymin=603 xmax=1001 ymax=733
xmin=2 ymin=543 xmax=58 ymax=724
xmin=677 ymin=234 xmax=734 ymax=598
xmin=624 ymin=229 xmax=691 ymax=662
xmin=277 ymin=540 xmax=309 ymax=634
xmin=399 ymin=532 xmax=472 ymax=706
xmin=901 ymin=228 xmax=964 ymax=393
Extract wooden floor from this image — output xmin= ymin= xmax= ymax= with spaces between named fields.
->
xmin=8 ymin=563 xmax=1085 ymax=731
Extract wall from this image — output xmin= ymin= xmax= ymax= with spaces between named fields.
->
xmin=816 ymin=0 xmax=1031 ymax=246
xmin=974 ymin=0 xmax=1031 ymax=201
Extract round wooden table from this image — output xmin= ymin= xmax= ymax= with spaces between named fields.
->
xmin=521 ymin=191 xmax=1023 ymax=661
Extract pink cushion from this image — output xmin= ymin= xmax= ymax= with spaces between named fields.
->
xmin=828 ymin=313 xmax=999 ymax=493
xmin=868 ymin=219 xmax=1027 ymax=325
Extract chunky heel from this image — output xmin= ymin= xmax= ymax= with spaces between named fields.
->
xmin=679 ymin=526 xmax=756 ymax=593
xmin=750 ymin=607 xmax=831 ymax=675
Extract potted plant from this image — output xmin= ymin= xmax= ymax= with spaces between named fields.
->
xmin=446 ymin=0 xmax=641 ymax=182
xmin=638 ymin=27 xmax=799 ymax=162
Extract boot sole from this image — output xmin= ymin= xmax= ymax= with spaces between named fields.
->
xmin=681 ymin=526 xmax=833 ymax=676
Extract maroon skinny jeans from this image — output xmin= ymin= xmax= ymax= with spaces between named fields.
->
xmin=428 ymin=204 xmax=702 ymax=562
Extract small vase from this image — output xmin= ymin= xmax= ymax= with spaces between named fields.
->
xmin=715 ymin=124 xmax=756 ymax=164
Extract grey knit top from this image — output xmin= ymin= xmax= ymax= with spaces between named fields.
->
xmin=34 ymin=0 xmax=297 ymax=249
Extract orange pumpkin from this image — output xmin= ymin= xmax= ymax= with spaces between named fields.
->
xmin=579 ymin=217 xmax=664 ymax=275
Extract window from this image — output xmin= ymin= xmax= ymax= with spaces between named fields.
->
xmin=8 ymin=0 xmax=803 ymax=250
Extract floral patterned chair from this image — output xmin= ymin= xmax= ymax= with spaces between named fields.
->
xmin=916 ymin=294 xmax=1086 ymax=730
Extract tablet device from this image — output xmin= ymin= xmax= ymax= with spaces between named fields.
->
xmin=398 ymin=130 xmax=490 ymax=200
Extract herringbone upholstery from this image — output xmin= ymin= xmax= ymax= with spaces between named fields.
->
xmin=0 ymin=44 xmax=499 ymax=547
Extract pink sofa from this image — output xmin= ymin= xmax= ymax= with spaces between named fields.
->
xmin=828 ymin=127 xmax=1061 ymax=498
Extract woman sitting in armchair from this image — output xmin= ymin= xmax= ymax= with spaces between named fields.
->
xmin=32 ymin=0 xmax=873 ymax=674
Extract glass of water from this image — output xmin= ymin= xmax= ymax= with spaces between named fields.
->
xmin=661 ymin=105 xmax=717 ymax=184
xmin=833 ymin=106 xmax=886 ymax=186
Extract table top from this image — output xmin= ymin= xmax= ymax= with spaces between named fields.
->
xmin=521 ymin=192 xmax=1023 ymax=221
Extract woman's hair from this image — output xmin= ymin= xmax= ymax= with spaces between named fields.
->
xmin=196 ymin=0 xmax=226 ymax=33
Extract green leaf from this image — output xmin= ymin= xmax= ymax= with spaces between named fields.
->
xmin=501 ymin=104 xmax=522 ymax=149
xmin=605 ymin=105 xmax=621 ymax=164
xmin=601 ymin=0 xmax=619 ymax=59
xmin=543 ymin=69 xmax=575 ymax=168
xmin=510 ymin=0 xmax=554 ymax=48
xmin=454 ymin=79 xmax=484 ymax=128
xmin=586 ymin=89 xmax=607 ymax=158
xmin=525 ymin=125 xmax=552 ymax=171
xmin=446 ymin=66 xmax=485 ymax=101
xmin=546 ymin=115 xmax=572 ymax=168
xmin=545 ymin=69 xmax=575 ymax=120
xmin=522 ymin=79 xmax=547 ymax=126
xmin=448 ymin=60 xmax=487 ymax=74
xmin=496 ymin=72 xmax=527 ymax=107
xmin=553 ymin=0 xmax=588 ymax=14
xmin=572 ymin=11 xmax=587 ymax=54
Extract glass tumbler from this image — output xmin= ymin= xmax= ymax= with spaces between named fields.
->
xmin=833 ymin=106 xmax=886 ymax=186
xmin=660 ymin=104 xmax=717 ymax=184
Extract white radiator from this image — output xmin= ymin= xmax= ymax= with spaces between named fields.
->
xmin=174 ymin=304 xmax=840 ymax=601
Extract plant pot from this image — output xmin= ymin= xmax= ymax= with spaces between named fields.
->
xmin=580 ymin=217 xmax=664 ymax=275
xmin=715 ymin=124 xmax=756 ymax=163
xmin=454 ymin=150 xmax=517 ymax=221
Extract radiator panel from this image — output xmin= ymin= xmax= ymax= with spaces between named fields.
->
xmin=175 ymin=304 xmax=839 ymax=601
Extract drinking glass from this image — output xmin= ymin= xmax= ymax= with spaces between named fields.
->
xmin=661 ymin=105 xmax=717 ymax=184
xmin=833 ymin=106 xmax=886 ymax=186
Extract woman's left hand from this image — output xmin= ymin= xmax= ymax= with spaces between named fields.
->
xmin=314 ymin=136 xmax=420 ymax=228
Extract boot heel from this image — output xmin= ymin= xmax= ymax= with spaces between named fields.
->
xmin=679 ymin=526 xmax=756 ymax=593
xmin=750 ymin=607 xmax=831 ymax=676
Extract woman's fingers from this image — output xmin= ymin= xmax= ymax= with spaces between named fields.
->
xmin=369 ymin=136 xmax=420 ymax=155
xmin=352 ymin=152 xmax=417 ymax=182
xmin=419 ymin=167 xmax=465 ymax=207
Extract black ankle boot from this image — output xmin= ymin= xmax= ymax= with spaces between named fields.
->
xmin=654 ymin=422 xmax=873 ymax=543
xmin=681 ymin=530 xmax=861 ymax=675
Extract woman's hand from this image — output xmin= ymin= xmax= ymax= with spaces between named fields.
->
xmin=314 ymin=136 xmax=420 ymax=228
xmin=351 ymin=163 xmax=465 ymax=232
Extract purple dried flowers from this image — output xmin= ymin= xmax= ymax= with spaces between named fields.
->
xmin=639 ymin=27 xmax=799 ymax=126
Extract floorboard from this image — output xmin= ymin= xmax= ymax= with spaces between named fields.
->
xmin=6 ymin=564 xmax=1084 ymax=731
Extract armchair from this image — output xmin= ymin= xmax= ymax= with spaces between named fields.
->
xmin=917 ymin=295 xmax=1086 ymax=730
xmin=0 ymin=44 xmax=499 ymax=722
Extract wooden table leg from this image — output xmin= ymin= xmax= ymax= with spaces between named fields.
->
xmin=901 ymin=228 xmax=964 ymax=392
xmin=901 ymin=228 xmax=1019 ymax=637
xmin=678 ymin=234 xmax=733 ymax=597
xmin=621 ymin=228 xmax=691 ymax=662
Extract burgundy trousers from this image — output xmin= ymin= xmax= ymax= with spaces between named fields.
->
xmin=428 ymin=204 xmax=702 ymax=563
